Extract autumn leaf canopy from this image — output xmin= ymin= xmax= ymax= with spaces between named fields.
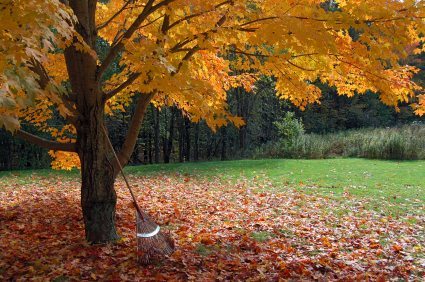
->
xmin=1 ymin=0 xmax=425 ymax=167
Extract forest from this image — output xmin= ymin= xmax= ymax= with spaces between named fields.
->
xmin=2 ymin=75 xmax=424 ymax=170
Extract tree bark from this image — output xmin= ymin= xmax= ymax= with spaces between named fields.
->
xmin=154 ymin=107 xmax=160 ymax=163
xmin=185 ymin=118 xmax=191 ymax=161
xmin=178 ymin=113 xmax=184 ymax=163
xmin=15 ymin=129 xmax=76 ymax=152
xmin=12 ymin=0 xmax=160 ymax=244
xmin=77 ymin=107 xmax=119 ymax=244
xmin=148 ymin=132 xmax=153 ymax=164
xmin=64 ymin=0 xmax=119 ymax=243
xmin=194 ymin=123 xmax=199 ymax=161
xmin=163 ymin=107 xmax=175 ymax=163
xmin=206 ymin=130 xmax=214 ymax=159
xmin=221 ymin=127 xmax=227 ymax=161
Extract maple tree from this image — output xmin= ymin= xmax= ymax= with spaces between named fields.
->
xmin=1 ymin=0 xmax=425 ymax=243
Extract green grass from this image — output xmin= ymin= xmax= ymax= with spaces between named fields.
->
xmin=251 ymin=231 xmax=275 ymax=242
xmin=126 ymin=159 xmax=425 ymax=216
xmin=127 ymin=158 xmax=424 ymax=195
xmin=1 ymin=158 xmax=424 ymax=215
xmin=0 ymin=168 xmax=79 ymax=186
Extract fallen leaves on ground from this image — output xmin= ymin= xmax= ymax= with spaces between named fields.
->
xmin=0 ymin=174 xmax=424 ymax=280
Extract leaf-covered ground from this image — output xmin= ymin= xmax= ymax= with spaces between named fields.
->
xmin=0 ymin=173 xmax=424 ymax=280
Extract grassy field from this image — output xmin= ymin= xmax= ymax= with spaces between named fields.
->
xmin=129 ymin=158 xmax=425 ymax=216
xmin=1 ymin=158 xmax=424 ymax=216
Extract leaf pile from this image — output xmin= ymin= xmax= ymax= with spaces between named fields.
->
xmin=0 ymin=174 xmax=424 ymax=280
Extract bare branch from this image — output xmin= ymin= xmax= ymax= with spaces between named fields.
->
xmin=14 ymin=130 xmax=77 ymax=152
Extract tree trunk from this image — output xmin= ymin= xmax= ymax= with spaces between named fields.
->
xmin=185 ymin=118 xmax=191 ymax=161
xmin=178 ymin=114 xmax=184 ymax=162
xmin=52 ymin=0 xmax=158 ymax=244
xmin=163 ymin=107 xmax=175 ymax=163
xmin=77 ymin=109 xmax=119 ymax=244
xmin=148 ymin=132 xmax=153 ymax=164
xmin=221 ymin=127 xmax=227 ymax=161
xmin=154 ymin=107 xmax=160 ymax=163
xmin=194 ymin=123 xmax=199 ymax=161
xmin=206 ymin=130 xmax=214 ymax=159
xmin=65 ymin=30 xmax=119 ymax=243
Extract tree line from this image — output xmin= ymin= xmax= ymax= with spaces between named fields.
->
xmin=2 ymin=76 xmax=423 ymax=171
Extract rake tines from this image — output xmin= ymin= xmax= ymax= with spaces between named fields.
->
xmin=136 ymin=211 xmax=175 ymax=264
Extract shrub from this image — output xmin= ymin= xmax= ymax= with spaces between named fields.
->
xmin=256 ymin=124 xmax=425 ymax=160
xmin=273 ymin=112 xmax=305 ymax=142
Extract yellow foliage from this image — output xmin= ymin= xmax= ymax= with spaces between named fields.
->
xmin=49 ymin=151 xmax=80 ymax=170
xmin=1 ymin=0 xmax=425 ymax=169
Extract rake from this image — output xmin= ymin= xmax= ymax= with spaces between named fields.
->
xmin=102 ymin=125 xmax=174 ymax=264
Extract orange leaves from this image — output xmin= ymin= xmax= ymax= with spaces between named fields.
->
xmin=0 ymin=0 xmax=74 ymax=131
xmin=92 ymin=0 xmax=421 ymax=137
xmin=48 ymin=151 xmax=80 ymax=170
xmin=0 ymin=173 xmax=424 ymax=280
xmin=413 ymin=94 xmax=425 ymax=116
xmin=369 ymin=239 xmax=381 ymax=250
xmin=195 ymin=232 xmax=217 ymax=246
xmin=321 ymin=236 xmax=333 ymax=248
xmin=392 ymin=244 xmax=403 ymax=253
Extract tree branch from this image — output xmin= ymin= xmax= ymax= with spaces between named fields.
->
xmin=169 ymin=14 xmax=228 ymax=53
xmin=285 ymin=59 xmax=316 ymax=72
xmin=239 ymin=16 xmax=279 ymax=27
xmin=14 ymin=130 xmax=77 ymax=152
xmin=97 ymin=0 xmax=155 ymax=79
xmin=104 ymin=72 xmax=141 ymax=100
xmin=97 ymin=0 xmax=132 ymax=30
xmin=172 ymin=46 xmax=201 ymax=75
xmin=97 ymin=0 xmax=176 ymax=79
xmin=163 ymin=0 xmax=233 ymax=32
xmin=116 ymin=92 xmax=155 ymax=169
xmin=29 ymin=59 xmax=77 ymax=124
xmin=29 ymin=59 xmax=50 ymax=89
xmin=232 ymin=49 xmax=270 ymax=58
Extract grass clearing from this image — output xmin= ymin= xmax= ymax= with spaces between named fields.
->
xmin=1 ymin=158 xmax=424 ymax=216
xmin=128 ymin=158 xmax=424 ymax=216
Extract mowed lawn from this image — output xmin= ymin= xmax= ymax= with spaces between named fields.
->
xmin=1 ymin=158 xmax=424 ymax=280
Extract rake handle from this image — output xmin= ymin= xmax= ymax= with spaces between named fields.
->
xmin=101 ymin=124 xmax=145 ymax=220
